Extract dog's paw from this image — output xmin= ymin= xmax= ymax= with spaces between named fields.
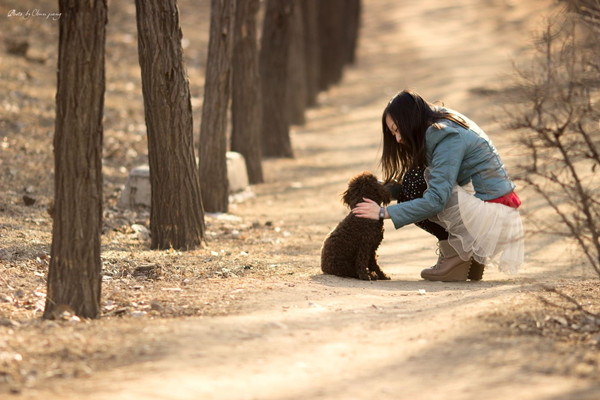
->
xmin=358 ymin=271 xmax=372 ymax=281
xmin=379 ymin=273 xmax=391 ymax=280
xmin=371 ymin=266 xmax=391 ymax=280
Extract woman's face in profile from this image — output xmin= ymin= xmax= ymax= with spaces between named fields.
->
xmin=385 ymin=113 xmax=402 ymax=144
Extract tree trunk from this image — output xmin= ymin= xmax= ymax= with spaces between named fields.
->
xmin=286 ymin=1 xmax=307 ymax=126
xmin=199 ymin=0 xmax=235 ymax=212
xmin=135 ymin=0 xmax=206 ymax=250
xmin=44 ymin=0 xmax=107 ymax=319
xmin=343 ymin=0 xmax=361 ymax=65
xmin=260 ymin=0 xmax=294 ymax=158
xmin=317 ymin=0 xmax=346 ymax=91
xmin=301 ymin=0 xmax=320 ymax=108
xmin=232 ymin=0 xmax=264 ymax=184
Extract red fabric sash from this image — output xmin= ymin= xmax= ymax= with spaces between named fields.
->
xmin=486 ymin=191 xmax=521 ymax=209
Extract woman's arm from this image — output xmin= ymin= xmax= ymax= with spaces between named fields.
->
xmin=383 ymin=182 xmax=401 ymax=201
xmin=354 ymin=126 xmax=466 ymax=228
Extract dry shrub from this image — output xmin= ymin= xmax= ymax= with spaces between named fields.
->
xmin=561 ymin=0 xmax=600 ymax=31
xmin=507 ymin=6 xmax=600 ymax=277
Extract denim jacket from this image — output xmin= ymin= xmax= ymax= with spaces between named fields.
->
xmin=386 ymin=110 xmax=515 ymax=229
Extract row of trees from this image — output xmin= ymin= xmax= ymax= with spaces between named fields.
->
xmin=44 ymin=0 xmax=361 ymax=318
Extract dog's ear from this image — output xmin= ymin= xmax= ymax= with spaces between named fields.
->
xmin=341 ymin=181 xmax=358 ymax=208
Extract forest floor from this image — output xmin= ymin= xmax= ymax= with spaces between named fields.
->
xmin=2 ymin=0 xmax=600 ymax=399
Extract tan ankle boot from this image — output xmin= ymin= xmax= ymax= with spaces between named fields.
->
xmin=421 ymin=240 xmax=471 ymax=282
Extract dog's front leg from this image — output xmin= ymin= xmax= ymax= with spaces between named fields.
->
xmin=354 ymin=245 xmax=373 ymax=280
xmin=370 ymin=253 xmax=390 ymax=280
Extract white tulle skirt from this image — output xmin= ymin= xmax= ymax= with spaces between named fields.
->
xmin=429 ymin=183 xmax=525 ymax=274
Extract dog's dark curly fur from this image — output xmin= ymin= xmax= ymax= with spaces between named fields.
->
xmin=321 ymin=171 xmax=392 ymax=280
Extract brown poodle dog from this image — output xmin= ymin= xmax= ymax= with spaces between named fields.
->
xmin=321 ymin=171 xmax=392 ymax=280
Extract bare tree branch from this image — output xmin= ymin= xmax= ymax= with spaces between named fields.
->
xmin=508 ymin=10 xmax=600 ymax=278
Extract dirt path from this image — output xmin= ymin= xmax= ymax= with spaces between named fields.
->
xmin=19 ymin=0 xmax=600 ymax=399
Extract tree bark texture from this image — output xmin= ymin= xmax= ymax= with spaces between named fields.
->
xmin=286 ymin=1 xmax=307 ymax=125
xmin=199 ymin=0 xmax=235 ymax=212
xmin=135 ymin=0 xmax=206 ymax=250
xmin=317 ymin=0 xmax=346 ymax=91
xmin=44 ymin=0 xmax=107 ymax=319
xmin=301 ymin=0 xmax=321 ymax=108
xmin=343 ymin=0 xmax=361 ymax=65
xmin=260 ymin=0 xmax=294 ymax=158
xmin=232 ymin=0 xmax=264 ymax=184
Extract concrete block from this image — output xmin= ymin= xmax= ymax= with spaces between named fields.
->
xmin=118 ymin=165 xmax=151 ymax=208
xmin=118 ymin=152 xmax=250 ymax=209
xmin=226 ymin=151 xmax=249 ymax=193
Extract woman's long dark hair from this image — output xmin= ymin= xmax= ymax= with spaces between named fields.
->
xmin=380 ymin=89 xmax=469 ymax=184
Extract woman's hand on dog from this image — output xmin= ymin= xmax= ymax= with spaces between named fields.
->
xmin=352 ymin=198 xmax=388 ymax=220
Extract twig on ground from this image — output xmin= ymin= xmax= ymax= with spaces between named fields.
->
xmin=536 ymin=284 xmax=600 ymax=319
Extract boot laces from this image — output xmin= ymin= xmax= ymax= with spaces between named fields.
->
xmin=432 ymin=244 xmax=443 ymax=270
